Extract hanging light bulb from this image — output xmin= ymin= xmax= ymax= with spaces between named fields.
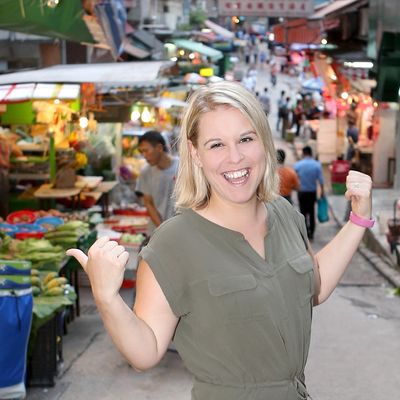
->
xmin=79 ymin=116 xmax=89 ymax=129
xmin=130 ymin=109 xmax=140 ymax=122
xmin=47 ymin=0 xmax=60 ymax=8
xmin=141 ymin=107 xmax=151 ymax=123
xmin=341 ymin=92 xmax=349 ymax=100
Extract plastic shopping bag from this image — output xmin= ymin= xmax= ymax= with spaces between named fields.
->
xmin=317 ymin=196 xmax=329 ymax=223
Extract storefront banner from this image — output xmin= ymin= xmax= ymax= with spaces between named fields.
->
xmin=218 ymin=0 xmax=313 ymax=17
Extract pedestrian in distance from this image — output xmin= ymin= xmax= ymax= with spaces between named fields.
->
xmin=294 ymin=145 xmax=325 ymax=240
xmin=276 ymin=148 xmax=299 ymax=204
xmin=67 ymin=81 xmax=374 ymax=400
xmin=259 ymin=87 xmax=271 ymax=116
xmin=276 ymin=90 xmax=286 ymax=131
xmin=135 ymin=130 xmax=179 ymax=232
xmin=346 ymin=121 xmax=359 ymax=163
xmin=280 ymin=96 xmax=291 ymax=139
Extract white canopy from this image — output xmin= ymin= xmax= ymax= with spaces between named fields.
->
xmin=0 ymin=61 xmax=174 ymax=85
xmin=204 ymin=20 xmax=234 ymax=40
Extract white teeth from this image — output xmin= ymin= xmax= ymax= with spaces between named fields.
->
xmin=224 ymin=169 xmax=248 ymax=180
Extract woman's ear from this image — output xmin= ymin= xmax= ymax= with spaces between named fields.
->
xmin=188 ymin=140 xmax=202 ymax=168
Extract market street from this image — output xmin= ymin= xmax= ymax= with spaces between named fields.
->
xmin=26 ymin=65 xmax=400 ymax=400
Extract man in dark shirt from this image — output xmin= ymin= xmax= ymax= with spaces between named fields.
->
xmin=346 ymin=122 xmax=359 ymax=162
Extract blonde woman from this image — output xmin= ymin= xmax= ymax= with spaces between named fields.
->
xmin=68 ymin=81 xmax=373 ymax=400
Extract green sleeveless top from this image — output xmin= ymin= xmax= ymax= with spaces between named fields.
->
xmin=139 ymin=196 xmax=314 ymax=400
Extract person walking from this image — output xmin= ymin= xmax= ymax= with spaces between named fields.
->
xmin=259 ymin=87 xmax=271 ymax=116
xmin=294 ymin=145 xmax=325 ymax=240
xmin=67 ymin=81 xmax=373 ymax=400
xmin=346 ymin=121 xmax=359 ymax=163
xmin=276 ymin=90 xmax=286 ymax=131
xmin=135 ymin=130 xmax=179 ymax=232
xmin=280 ymin=96 xmax=291 ymax=139
xmin=277 ymin=148 xmax=299 ymax=204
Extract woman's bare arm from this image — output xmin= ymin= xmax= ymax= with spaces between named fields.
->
xmin=67 ymin=239 xmax=178 ymax=371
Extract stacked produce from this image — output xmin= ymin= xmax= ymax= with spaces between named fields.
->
xmin=30 ymin=269 xmax=70 ymax=297
xmin=0 ymin=232 xmax=64 ymax=270
xmin=44 ymin=221 xmax=90 ymax=248
xmin=15 ymin=239 xmax=65 ymax=265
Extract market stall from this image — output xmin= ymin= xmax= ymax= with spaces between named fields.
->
xmin=0 ymin=210 xmax=94 ymax=391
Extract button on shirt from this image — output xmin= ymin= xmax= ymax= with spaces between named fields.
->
xmin=294 ymin=157 xmax=324 ymax=192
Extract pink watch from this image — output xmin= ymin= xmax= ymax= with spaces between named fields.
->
xmin=349 ymin=211 xmax=375 ymax=228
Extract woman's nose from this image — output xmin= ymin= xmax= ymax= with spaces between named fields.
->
xmin=227 ymin=144 xmax=244 ymax=163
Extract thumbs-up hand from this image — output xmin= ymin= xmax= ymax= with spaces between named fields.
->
xmin=345 ymin=170 xmax=372 ymax=220
xmin=66 ymin=236 xmax=129 ymax=302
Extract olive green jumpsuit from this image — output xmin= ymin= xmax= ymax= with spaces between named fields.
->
xmin=139 ymin=197 xmax=314 ymax=399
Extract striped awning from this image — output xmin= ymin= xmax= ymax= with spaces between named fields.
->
xmin=0 ymin=83 xmax=80 ymax=104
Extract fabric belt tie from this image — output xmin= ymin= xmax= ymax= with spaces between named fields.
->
xmin=196 ymin=375 xmax=312 ymax=398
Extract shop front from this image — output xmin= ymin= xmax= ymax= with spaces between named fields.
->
xmin=0 ymin=60 xmax=177 ymax=397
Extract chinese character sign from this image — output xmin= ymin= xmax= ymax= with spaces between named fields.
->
xmin=218 ymin=0 xmax=313 ymax=18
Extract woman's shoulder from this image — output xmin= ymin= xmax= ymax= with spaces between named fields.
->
xmin=150 ymin=211 xmax=191 ymax=242
xmin=269 ymin=195 xmax=297 ymax=214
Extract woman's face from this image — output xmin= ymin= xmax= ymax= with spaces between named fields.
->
xmin=190 ymin=106 xmax=266 ymax=207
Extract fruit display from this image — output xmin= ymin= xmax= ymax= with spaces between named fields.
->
xmin=30 ymin=269 xmax=71 ymax=297
xmin=119 ymin=233 xmax=147 ymax=245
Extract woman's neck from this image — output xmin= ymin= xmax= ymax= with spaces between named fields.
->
xmin=196 ymin=198 xmax=267 ymax=235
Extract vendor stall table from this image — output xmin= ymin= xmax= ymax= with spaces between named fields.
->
xmin=34 ymin=184 xmax=83 ymax=210
xmin=94 ymin=181 xmax=118 ymax=217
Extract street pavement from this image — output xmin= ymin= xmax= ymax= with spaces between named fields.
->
xmin=26 ymin=66 xmax=400 ymax=399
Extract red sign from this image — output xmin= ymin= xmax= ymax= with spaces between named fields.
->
xmin=218 ymin=0 xmax=313 ymax=17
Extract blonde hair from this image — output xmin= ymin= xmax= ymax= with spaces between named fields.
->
xmin=174 ymin=81 xmax=279 ymax=210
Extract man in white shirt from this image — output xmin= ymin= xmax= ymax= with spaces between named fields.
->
xmin=135 ymin=131 xmax=179 ymax=232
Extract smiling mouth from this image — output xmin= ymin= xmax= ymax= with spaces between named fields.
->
xmin=223 ymin=168 xmax=249 ymax=184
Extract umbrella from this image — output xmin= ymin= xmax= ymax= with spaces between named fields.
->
xmin=183 ymin=73 xmax=207 ymax=84
xmin=301 ymin=76 xmax=324 ymax=92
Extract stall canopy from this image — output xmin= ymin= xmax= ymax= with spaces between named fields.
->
xmin=172 ymin=39 xmax=224 ymax=61
xmin=0 ymin=61 xmax=174 ymax=86
xmin=301 ymin=76 xmax=325 ymax=92
xmin=0 ymin=83 xmax=80 ymax=103
xmin=308 ymin=0 xmax=367 ymax=20
xmin=204 ymin=20 xmax=234 ymax=40
xmin=0 ymin=0 xmax=95 ymax=44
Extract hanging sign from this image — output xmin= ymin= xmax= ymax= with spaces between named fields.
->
xmin=218 ymin=0 xmax=313 ymax=17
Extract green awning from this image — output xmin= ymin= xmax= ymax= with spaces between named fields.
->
xmin=0 ymin=0 xmax=95 ymax=43
xmin=172 ymin=39 xmax=223 ymax=62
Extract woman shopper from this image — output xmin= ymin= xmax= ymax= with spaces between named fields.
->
xmin=67 ymin=81 xmax=373 ymax=400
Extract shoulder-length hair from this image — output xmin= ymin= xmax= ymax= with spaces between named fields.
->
xmin=174 ymin=81 xmax=279 ymax=210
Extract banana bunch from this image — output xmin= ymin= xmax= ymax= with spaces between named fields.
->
xmin=43 ymin=272 xmax=68 ymax=296
xmin=30 ymin=268 xmax=41 ymax=296
xmin=30 ymin=270 xmax=69 ymax=297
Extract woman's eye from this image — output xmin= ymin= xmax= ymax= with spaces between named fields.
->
xmin=240 ymin=136 xmax=253 ymax=143
xmin=210 ymin=143 xmax=222 ymax=149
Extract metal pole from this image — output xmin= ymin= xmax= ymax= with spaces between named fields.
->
xmin=394 ymin=104 xmax=400 ymax=189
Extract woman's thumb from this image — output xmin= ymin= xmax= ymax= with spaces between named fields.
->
xmin=66 ymin=249 xmax=88 ymax=270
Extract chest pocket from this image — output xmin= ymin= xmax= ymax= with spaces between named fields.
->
xmin=287 ymin=253 xmax=315 ymax=306
xmin=208 ymin=274 xmax=269 ymax=323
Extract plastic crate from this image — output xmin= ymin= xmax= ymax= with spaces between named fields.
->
xmin=331 ymin=182 xmax=347 ymax=195
xmin=27 ymin=314 xmax=62 ymax=387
